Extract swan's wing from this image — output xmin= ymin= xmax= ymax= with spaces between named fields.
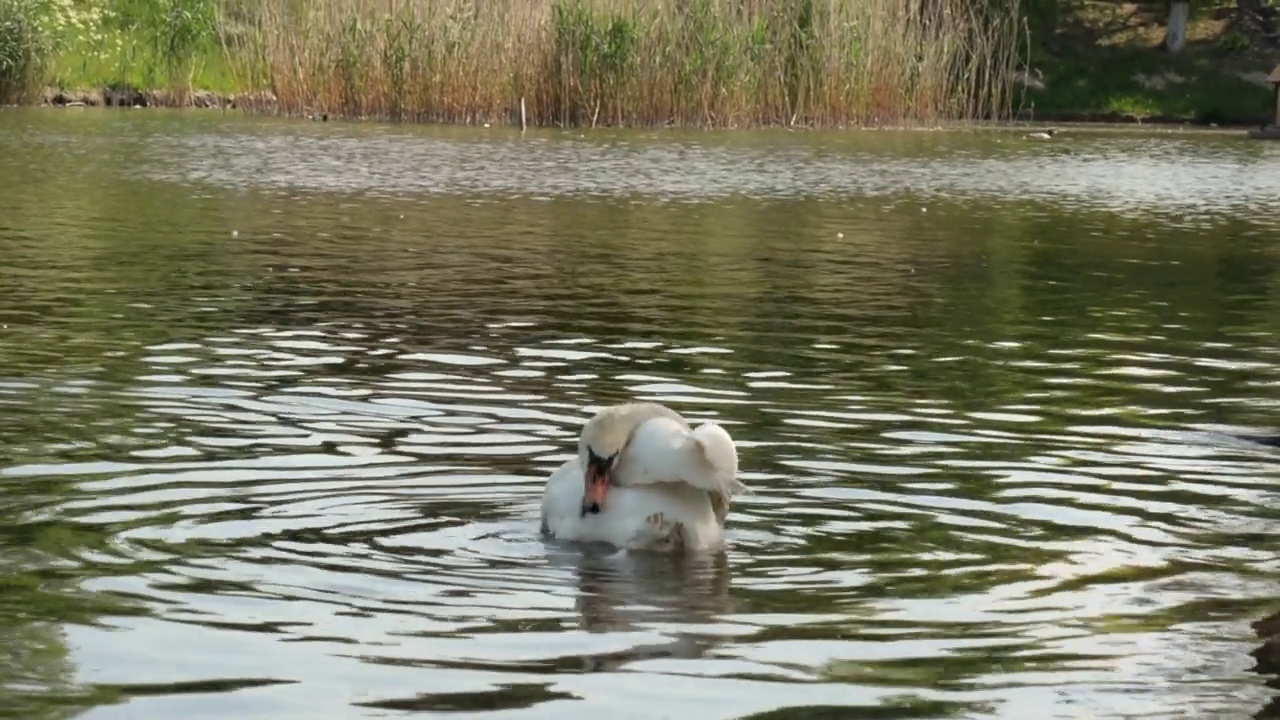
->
xmin=690 ymin=422 xmax=748 ymax=524
xmin=615 ymin=417 xmax=747 ymax=502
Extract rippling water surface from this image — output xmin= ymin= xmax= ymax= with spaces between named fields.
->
xmin=2 ymin=109 xmax=1280 ymax=720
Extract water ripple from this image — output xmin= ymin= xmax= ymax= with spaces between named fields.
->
xmin=0 ymin=110 xmax=1278 ymax=719
xmin=8 ymin=112 xmax=1274 ymax=220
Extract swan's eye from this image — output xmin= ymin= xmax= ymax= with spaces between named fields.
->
xmin=586 ymin=448 xmax=614 ymax=469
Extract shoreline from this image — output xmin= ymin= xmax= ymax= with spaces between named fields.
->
xmin=39 ymin=87 xmax=277 ymax=112
xmin=27 ymin=85 xmax=1266 ymax=132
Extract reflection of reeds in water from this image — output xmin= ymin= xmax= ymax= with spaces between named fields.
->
xmin=544 ymin=546 xmax=735 ymax=672
xmin=1253 ymin=611 xmax=1280 ymax=719
xmin=220 ymin=0 xmax=1026 ymax=127
xmin=0 ymin=542 xmax=95 ymax=720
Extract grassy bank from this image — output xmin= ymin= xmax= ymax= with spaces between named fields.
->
xmin=0 ymin=0 xmax=238 ymax=103
xmin=1017 ymin=1 xmax=1280 ymax=125
xmin=3 ymin=0 xmax=1277 ymax=127
xmin=3 ymin=0 xmax=1025 ymax=126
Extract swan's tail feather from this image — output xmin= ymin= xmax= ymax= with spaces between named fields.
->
xmin=691 ymin=422 xmax=748 ymax=496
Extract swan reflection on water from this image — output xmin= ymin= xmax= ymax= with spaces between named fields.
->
xmin=544 ymin=542 xmax=737 ymax=672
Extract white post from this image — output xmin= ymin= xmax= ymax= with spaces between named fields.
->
xmin=1165 ymin=1 xmax=1190 ymax=53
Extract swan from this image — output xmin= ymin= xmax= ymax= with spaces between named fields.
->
xmin=539 ymin=402 xmax=747 ymax=553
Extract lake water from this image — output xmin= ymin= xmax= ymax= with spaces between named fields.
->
xmin=2 ymin=109 xmax=1280 ymax=720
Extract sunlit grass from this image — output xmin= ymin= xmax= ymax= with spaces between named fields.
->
xmin=52 ymin=41 xmax=236 ymax=93
xmin=2 ymin=0 xmax=232 ymax=101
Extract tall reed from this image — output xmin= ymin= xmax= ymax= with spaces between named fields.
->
xmin=232 ymin=0 xmax=1028 ymax=127
xmin=0 ymin=0 xmax=54 ymax=103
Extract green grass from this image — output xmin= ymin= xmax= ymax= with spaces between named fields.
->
xmin=0 ymin=0 xmax=55 ymax=103
xmin=51 ymin=40 xmax=237 ymax=93
xmin=3 ymin=0 xmax=241 ymax=101
xmin=1024 ymin=46 xmax=1273 ymax=124
xmin=1018 ymin=1 xmax=1277 ymax=125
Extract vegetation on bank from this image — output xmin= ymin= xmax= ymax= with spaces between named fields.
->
xmin=1019 ymin=1 xmax=1280 ymax=124
xmin=0 ymin=0 xmax=234 ymax=102
xmin=2 ymin=0 xmax=1027 ymax=125
xmin=260 ymin=0 xmax=1026 ymax=126
xmin=1 ymin=0 xmax=1278 ymax=127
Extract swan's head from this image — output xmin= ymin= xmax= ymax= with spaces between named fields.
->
xmin=577 ymin=409 xmax=633 ymax=516
xmin=577 ymin=402 xmax=685 ymax=516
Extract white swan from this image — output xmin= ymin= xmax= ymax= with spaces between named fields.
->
xmin=539 ymin=402 xmax=747 ymax=553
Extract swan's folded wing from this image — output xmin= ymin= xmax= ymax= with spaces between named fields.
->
xmin=616 ymin=417 xmax=747 ymax=499
xmin=691 ymin=422 xmax=747 ymax=496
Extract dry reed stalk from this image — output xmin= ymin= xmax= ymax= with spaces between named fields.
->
xmin=227 ymin=0 xmax=1026 ymax=127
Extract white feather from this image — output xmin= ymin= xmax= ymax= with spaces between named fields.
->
xmin=539 ymin=403 xmax=749 ymax=552
xmin=615 ymin=417 xmax=745 ymax=497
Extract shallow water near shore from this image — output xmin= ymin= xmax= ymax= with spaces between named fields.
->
xmin=2 ymin=107 xmax=1280 ymax=719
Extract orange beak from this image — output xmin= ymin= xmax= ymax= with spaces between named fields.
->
xmin=581 ymin=450 xmax=614 ymax=516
